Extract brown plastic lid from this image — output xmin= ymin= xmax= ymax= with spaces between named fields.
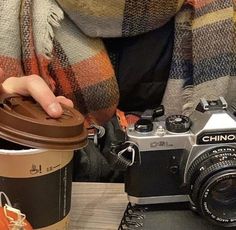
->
xmin=0 ymin=94 xmax=88 ymax=150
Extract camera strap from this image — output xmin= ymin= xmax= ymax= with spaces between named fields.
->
xmin=100 ymin=114 xmax=141 ymax=171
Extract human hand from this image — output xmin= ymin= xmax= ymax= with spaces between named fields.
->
xmin=0 ymin=68 xmax=73 ymax=118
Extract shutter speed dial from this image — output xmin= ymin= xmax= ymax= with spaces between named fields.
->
xmin=165 ymin=115 xmax=191 ymax=133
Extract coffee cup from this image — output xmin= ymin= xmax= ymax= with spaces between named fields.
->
xmin=0 ymin=95 xmax=87 ymax=229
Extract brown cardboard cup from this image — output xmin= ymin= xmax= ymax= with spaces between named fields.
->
xmin=0 ymin=95 xmax=88 ymax=229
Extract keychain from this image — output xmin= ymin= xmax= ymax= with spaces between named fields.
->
xmin=0 ymin=205 xmax=32 ymax=230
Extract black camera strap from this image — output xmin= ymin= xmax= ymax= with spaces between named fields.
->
xmin=101 ymin=116 xmax=141 ymax=171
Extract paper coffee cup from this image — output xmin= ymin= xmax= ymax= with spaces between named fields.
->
xmin=0 ymin=95 xmax=88 ymax=229
xmin=0 ymin=140 xmax=73 ymax=229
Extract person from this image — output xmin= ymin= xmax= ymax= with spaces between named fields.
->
xmin=1 ymin=0 xmax=236 ymax=181
xmin=0 ymin=0 xmax=236 ymax=120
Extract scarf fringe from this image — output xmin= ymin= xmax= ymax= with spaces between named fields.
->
xmin=43 ymin=1 xmax=64 ymax=58
xmin=182 ymin=86 xmax=194 ymax=116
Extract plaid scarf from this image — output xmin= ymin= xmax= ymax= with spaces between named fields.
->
xmin=58 ymin=0 xmax=236 ymax=116
xmin=56 ymin=0 xmax=185 ymax=37
xmin=162 ymin=0 xmax=236 ymax=115
xmin=1 ymin=0 xmax=235 ymax=126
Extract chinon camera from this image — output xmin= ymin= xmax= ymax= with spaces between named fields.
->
xmin=125 ymin=97 xmax=236 ymax=227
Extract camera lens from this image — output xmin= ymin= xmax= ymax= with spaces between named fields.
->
xmin=187 ymin=146 xmax=236 ymax=227
xmin=203 ymin=176 xmax=236 ymax=220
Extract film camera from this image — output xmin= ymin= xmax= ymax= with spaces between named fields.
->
xmin=125 ymin=97 xmax=236 ymax=227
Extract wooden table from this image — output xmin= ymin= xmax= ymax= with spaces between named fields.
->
xmin=70 ymin=183 xmax=128 ymax=230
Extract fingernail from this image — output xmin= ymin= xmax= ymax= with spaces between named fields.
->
xmin=47 ymin=102 xmax=62 ymax=117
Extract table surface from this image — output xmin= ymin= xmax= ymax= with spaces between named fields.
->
xmin=70 ymin=183 xmax=230 ymax=230
xmin=70 ymin=183 xmax=127 ymax=230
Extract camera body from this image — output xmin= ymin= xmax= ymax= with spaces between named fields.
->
xmin=125 ymin=97 xmax=236 ymax=227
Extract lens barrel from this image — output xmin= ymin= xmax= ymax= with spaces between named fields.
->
xmin=187 ymin=147 xmax=236 ymax=227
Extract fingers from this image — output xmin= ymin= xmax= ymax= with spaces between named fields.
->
xmin=26 ymin=76 xmax=64 ymax=118
xmin=56 ymin=96 xmax=74 ymax=108
xmin=2 ymin=75 xmax=63 ymax=118
xmin=1 ymin=74 xmax=74 ymax=118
